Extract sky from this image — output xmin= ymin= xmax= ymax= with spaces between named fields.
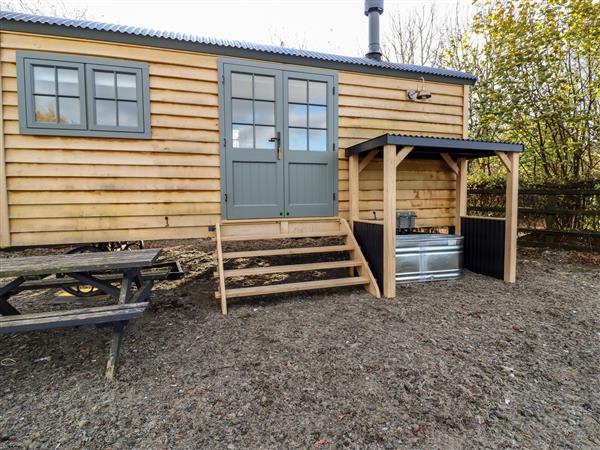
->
xmin=5 ymin=0 xmax=471 ymax=58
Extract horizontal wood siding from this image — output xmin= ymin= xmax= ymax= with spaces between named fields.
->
xmin=0 ymin=31 xmax=465 ymax=247
xmin=1 ymin=31 xmax=220 ymax=246
xmin=337 ymin=72 xmax=464 ymax=227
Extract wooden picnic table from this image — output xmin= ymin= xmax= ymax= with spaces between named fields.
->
xmin=0 ymin=248 xmax=162 ymax=379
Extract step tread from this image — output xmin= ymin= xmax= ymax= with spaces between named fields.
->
xmin=222 ymin=244 xmax=354 ymax=259
xmin=215 ymin=276 xmax=369 ymax=299
xmin=220 ymin=230 xmax=346 ymax=242
xmin=220 ymin=260 xmax=362 ymax=278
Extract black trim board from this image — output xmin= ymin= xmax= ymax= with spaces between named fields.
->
xmin=0 ymin=19 xmax=476 ymax=86
xmin=345 ymin=134 xmax=525 ymax=159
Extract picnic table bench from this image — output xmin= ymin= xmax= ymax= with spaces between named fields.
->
xmin=0 ymin=249 xmax=163 ymax=379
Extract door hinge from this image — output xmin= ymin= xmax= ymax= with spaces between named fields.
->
xmin=222 ymin=74 xmax=225 ymax=84
xmin=224 ymin=193 xmax=228 ymax=202
xmin=333 ymin=192 xmax=336 ymax=200
xmin=332 ymin=86 xmax=336 ymax=95
xmin=333 ymin=142 xmax=336 ymax=151
xmin=223 ymin=137 xmax=227 ymax=147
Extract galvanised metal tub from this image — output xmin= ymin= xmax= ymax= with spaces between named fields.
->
xmin=396 ymin=234 xmax=464 ymax=283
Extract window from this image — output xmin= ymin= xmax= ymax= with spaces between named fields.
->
xmin=288 ymin=79 xmax=328 ymax=151
xmin=230 ymin=72 xmax=276 ymax=149
xmin=17 ymin=52 xmax=151 ymax=138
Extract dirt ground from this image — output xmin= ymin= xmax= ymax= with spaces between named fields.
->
xmin=0 ymin=239 xmax=599 ymax=449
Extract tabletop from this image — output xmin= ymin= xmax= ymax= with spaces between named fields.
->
xmin=0 ymin=249 xmax=161 ymax=278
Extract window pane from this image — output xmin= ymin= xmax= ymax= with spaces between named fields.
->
xmin=231 ymin=73 xmax=252 ymax=98
xmin=288 ymin=104 xmax=307 ymax=127
xmin=254 ymin=101 xmax=274 ymax=125
xmin=232 ymin=124 xmax=253 ymax=148
xmin=309 ymin=129 xmax=327 ymax=151
xmin=308 ymin=105 xmax=327 ymax=128
xmin=117 ymin=73 xmax=137 ymax=100
xmin=254 ymin=75 xmax=274 ymax=101
xmin=34 ymin=95 xmax=57 ymax=123
xmin=232 ymin=99 xmax=253 ymax=123
xmin=96 ymin=99 xmax=117 ymax=126
xmin=58 ymin=97 xmax=81 ymax=125
xmin=57 ymin=68 xmax=79 ymax=96
xmin=289 ymin=128 xmax=307 ymax=151
xmin=94 ymin=71 xmax=115 ymax=98
xmin=309 ymin=81 xmax=327 ymax=105
xmin=288 ymin=79 xmax=307 ymax=103
xmin=33 ymin=66 xmax=55 ymax=95
xmin=256 ymin=126 xmax=275 ymax=149
xmin=118 ymin=101 xmax=138 ymax=127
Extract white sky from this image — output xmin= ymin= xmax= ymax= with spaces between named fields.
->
xmin=18 ymin=0 xmax=471 ymax=58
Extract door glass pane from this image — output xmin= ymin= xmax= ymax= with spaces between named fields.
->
xmin=254 ymin=75 xmax=274 ymax=101
xmin=288 ymin=79 xmax=307 ymax=103
xmin=57 ymin=68 xmax=79 ymax=96
xmin=232 ymin=99 xmax=253 ymax=123
xmin=232 ymin=124 xmax=253 ymax=148
xmin=33 ymin=66 xmax=55 ymax=95
xmin=309 ymin=81 xmax=327 ymax=105
xmin=118 ymin=101 xmax=138 ymax=127
xmin=254 ymin=101 xmax=275 ymax=125
xmin=308 ymin=105 xmax=327 ymax=128
xmin=309 ymin=129 xmax=327 ymax=151
xmin=96 ymin=99 xmax=117 ymax=126
xmin=289 ymin=128 xmax=307 ymax=150
xmin=232 ymin=73 xmax=252 ymax=98
xmin=94 ymin=71 xmax=115 ymax=98
xmin=58 ymin=97 xmax=81 ymax=124
xmin=34 ymin=95 xmax=57 ymax=123
xmin=288 ymin=104 xmax=307 ymax=127
xmin=116 ymin=73 xmax=137 ymax=100
xmin=256 ymin=126 xmax=275 ymax=149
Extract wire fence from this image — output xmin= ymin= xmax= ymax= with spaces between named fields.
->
xmin=467 ymin=188 xmax=600 ymax=252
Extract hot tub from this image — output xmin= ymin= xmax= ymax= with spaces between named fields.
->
xmin=396 ymin=234 xmax=464 ymax=283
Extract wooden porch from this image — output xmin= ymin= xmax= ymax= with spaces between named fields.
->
xmin=346 ymin=134 xmax=524 ymax=298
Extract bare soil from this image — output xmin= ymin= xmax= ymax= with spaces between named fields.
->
xmin=0 ymin=240 xmax=599 ymax=449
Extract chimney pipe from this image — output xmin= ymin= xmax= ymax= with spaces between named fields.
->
xmin=364 ymin=0 xmax=384 ymax=61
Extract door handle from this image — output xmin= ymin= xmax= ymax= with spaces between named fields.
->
xmin=269 ymin=131 xmax=281 ymax=160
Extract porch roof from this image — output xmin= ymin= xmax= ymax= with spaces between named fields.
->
xmin=345 ymin=134 xmax=524 ymax=159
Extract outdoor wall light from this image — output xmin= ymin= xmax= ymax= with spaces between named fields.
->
xmin=407 ymin=77 xmax=432 ymax=101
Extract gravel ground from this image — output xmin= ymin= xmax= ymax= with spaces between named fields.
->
xmin=0 ymin=240 xmax=599 ymax=449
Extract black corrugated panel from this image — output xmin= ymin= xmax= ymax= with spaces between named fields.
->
xmin=461 ymin=217 xmax=505 ymax=279
xmin=353 ymin=222 xmax=384 ymax=291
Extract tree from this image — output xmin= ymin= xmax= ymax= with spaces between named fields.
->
xmin=1 ymin=0 xmax=90 ymax=19
xmin=443 ymin=0 xmax=600 ymax=185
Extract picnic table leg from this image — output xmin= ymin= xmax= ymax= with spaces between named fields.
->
xmin=0 ymin=277 xmax=26 ymax=316
xmin=105 ymin=320 xmax=126 ymax=380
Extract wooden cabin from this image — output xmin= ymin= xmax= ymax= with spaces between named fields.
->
xmin=0 ymin=9 xmax=523 ymax=312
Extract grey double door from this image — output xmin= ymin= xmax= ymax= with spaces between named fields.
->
xmin=222 ymin=62 xmax=337 ymax=220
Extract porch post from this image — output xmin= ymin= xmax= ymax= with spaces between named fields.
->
xmin=504 ymin=152 xmax=519 ymax=283
xmin=383 ymin=144 xmax=397 ymax=298
xmin=349 ymin=154 xmax=359 ymax=227
xmin=455 ymin=158 xmax=468 ymax=235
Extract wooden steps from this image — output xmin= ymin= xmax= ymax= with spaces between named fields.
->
xmin=214 ymin=217 xmax=381 ymax=314
xmin=218 ymin=259 xmax=362 ymax=278
xmin=216 ymin=277 xmax=370 ymax=299
xmin=222 ymin=244 xmax=354 ymax=259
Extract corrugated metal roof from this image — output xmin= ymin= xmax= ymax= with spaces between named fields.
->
xmin=0 ymin=11 xmax=477 ymax=83
xmin=345 ymin=134 xmax=524 ymax=158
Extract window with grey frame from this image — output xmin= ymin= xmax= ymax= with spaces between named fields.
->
xmin=287 ymin=78 xmax=328 ymax=151
xmin=17 ymin=52 xmax=151 ymax=138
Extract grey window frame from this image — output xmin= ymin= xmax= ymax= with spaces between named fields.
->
xmin=22 ymin=58 xmax=87 ymax=131
xmin=17 ymin=51 xmax=151 ymax=139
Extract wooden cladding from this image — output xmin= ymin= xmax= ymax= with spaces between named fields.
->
xmin=0 ymin=30 xmax=467 ymax=247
